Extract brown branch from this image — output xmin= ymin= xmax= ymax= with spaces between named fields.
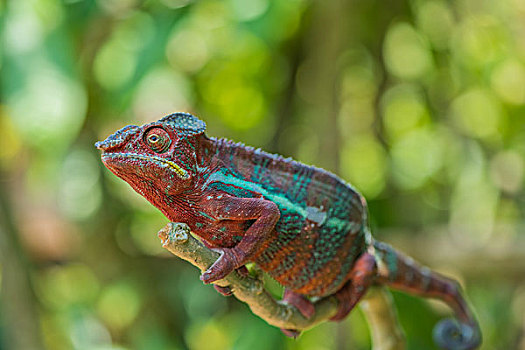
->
xmin=158 ymin=222 xmax=405 ymax=348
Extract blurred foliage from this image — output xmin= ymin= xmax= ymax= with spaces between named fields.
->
xmin=1 ymin=0 xmax=524 ymax=349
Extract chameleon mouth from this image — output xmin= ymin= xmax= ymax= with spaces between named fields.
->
xmin=102 ymin=152 xmax=189 ymax=179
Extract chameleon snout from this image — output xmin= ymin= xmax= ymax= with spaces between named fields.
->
xmin=95 ymin=125 xmax=140 ymax=151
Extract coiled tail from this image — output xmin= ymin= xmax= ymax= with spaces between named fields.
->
xmin=373 ymin=241 xmax=481 ymax=350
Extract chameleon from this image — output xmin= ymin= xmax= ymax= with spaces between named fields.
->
xmin=96 ymin=112 xmax=481 ymax=349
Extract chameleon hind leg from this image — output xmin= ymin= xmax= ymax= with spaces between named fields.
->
xmin=279 ymin=289 xmax=315 ymax=338
xmin=280 ymin=253 xmax=376 ymax=336
xmin=330 ymin=252 xmax=377 ymax=321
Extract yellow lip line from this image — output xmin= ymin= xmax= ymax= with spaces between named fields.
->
xmin=103 ymin=152 xmax=189 ymax=179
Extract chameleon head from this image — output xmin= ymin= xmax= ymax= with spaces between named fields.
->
xmin=95 ymin=113 xmax=206 ymax=199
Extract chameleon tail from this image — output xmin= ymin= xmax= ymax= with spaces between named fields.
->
xmin=373 ymin=241 xmax=481 ymax=350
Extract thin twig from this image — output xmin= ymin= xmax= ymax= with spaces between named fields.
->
xmin=361 ymin=288 xmax=406 ymax=350
xmin=158 ymin=222 xmax=406 ymax=349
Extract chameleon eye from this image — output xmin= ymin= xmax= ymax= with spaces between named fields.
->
xmin=148 ymin=134 xmax=159 ymax=143
xmin=144 ymin=127 xmax=171 ymax=153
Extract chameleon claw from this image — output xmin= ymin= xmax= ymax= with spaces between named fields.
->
xmin=200 ymin=267 xmax=231 ymax=284
xmin=280 ymin=328 xmax=301 ymax=338
xmin=201 ymin=259 xmax=233 ymax=284
xmin=200 ymin=272 xmax=213 ymax=284
xmin=201 ymin=248 xmax=243 ymax=284
xmin=213 ymin=285 xmax=233 ymax=296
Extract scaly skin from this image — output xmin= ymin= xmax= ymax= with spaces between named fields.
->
xmin=96 ymin=113 xmax=481 ymax=349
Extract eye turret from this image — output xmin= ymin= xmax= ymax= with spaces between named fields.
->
xmin=144 ymin=127 xmax=171 ymax=153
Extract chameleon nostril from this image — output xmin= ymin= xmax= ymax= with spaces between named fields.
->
xmin=96 ymin=124 xmax=140 ymax=152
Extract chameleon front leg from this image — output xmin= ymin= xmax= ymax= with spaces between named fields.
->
xmin=200 ymin=196 xmax=280 ymax=284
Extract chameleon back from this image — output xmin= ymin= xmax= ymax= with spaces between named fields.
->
xmin=209 ymin=138 xmax=369 ymax=297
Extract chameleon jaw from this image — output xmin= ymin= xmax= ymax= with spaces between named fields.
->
xmin=101 ymin=152 xmax=189 ymax=179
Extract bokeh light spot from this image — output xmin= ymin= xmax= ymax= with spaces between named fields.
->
xmin=166 ymin=27 xmax=210 ymax=73
xmin=129 ymin=212 xmax=166 ymax=255
xmin=391 ymin=127 xmax=444 ymax=189
xmin=340 ymin=135 xmax=387 ymax=198
xmin=201 ymin=64 xmax=267 ymax=131
xmin=217 ymin=85 xmax=266 ymax=130
xmin=37 ymin=264 xmax=100 ymax=309
xmin=341 ymin=64 xmax=377 ymax=101
xmin=383 ymin=22 xmax=433 ymax=79
xmin=113 ymin=11 xmax=155 ymax=51
xmin=160 ymin=0 xmax=193 ymax=9
xmin=415 ymin=0 xmax=454 ymax=50
xmin=94 ymin=40 xmax=137 ymax=90
xmin=132 ymin=67 xmax=193 ymax=122
xmin=0 ymin=112 xmax=22 ymax=166
xmin=450 ymin=88 xmax=502 ymax=140
xmin=70 ymin=314 xmax=113 ymax=350
xmin=4 ymin=1 xmax=44 ymax=54
xmin=7 ymin=64 xmax=87 ymax=150
xmin=450 ymin=155 xmax=499 ymax=246
xmin=192 ymin=1 xmax=229 ymax=30
xmin=97 ymin=0 xmax=138 ymax=16
xmin=97 ymin=282 xmax=142 ymax=331
xmin=490 ymin=151 xmax=524 ymax=194
xmin=451 ymin=15 xmax=507 ymax=68
xmin=490 ymin=59 xmax=525 ymax=105
xmin=34 ymin=0 xmax=64 ymax=31
xmin=381 ymin=84 xmax=429 ymax=140
xmin=59 ymin=149 xmax=102 ymax=221
xmin=186 ymin=320 xmax=232 ymax=350
xmin=230 ymin=0 xmax=269 ymax=21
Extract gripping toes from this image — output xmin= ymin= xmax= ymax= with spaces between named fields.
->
xmin=282 ymin=289 xmax=315 ymax=319
xmin=200 ymin=248 xmax=242 ymax=284
xmin=213 ymin=285 xmax=233 ymax=296
xmin=200 ymin=255 xmax=234 ymax=283
xmin=280 ymin=328 xmax=302 ymax=338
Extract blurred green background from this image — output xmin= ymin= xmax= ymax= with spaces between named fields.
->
xmin=1 ymin=0 xmax=524 ymax=349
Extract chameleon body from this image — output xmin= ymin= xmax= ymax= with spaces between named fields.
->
xmin=96 ymin=113 xmax=481 ymax=349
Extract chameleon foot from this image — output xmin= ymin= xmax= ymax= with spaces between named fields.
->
xmin=282 ymin=289 xmax=315 ymax=319
xmin=236 ymin=265 xmax=250 ymax=277
xmin=280 ymin=328 xmax=301 ymax=338
xmin=201 ymin=248 xmax=242 ymax=284
xmin=213 ymin=285 xmax=233 ymax=296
